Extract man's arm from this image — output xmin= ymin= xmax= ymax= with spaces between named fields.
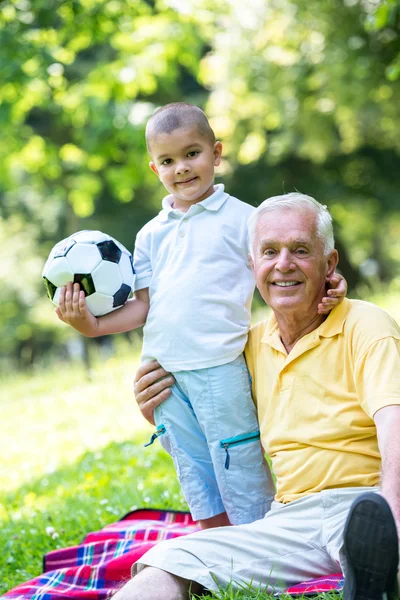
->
xmin=374 ymin=405 xmax=400 ymax=535
xmin=56 ymin=282 xmax=149 ymax=337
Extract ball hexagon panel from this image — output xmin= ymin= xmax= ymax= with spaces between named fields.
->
xmin=66 ymin=243 xmax=102 ymax=274
xmin=73 ymin=230 xmax=110 ymax=244
xmin=91 ymin=260 xmax=122 ymax=295
xmin=85 ymin=292 xmax=118 ymax=317
xmin=54 ymin=239 xmax=76 ymax=259
xmin=43 ymin=256 xmax=75 ymax=287
xmin=97 ymin=240 xmax=122 ymax=264
xmin=118 ymin=253 xmax=135 ymax=286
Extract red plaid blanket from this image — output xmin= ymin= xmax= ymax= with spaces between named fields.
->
xmin=3 ymin=508 xmax=343 ymax=598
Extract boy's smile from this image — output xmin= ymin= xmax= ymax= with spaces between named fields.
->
xmin=149 ymin=127 xmax=222 ymax=212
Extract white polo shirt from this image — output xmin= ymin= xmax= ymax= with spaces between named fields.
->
xmin=133 ymin=184 xmax=255 ymax=371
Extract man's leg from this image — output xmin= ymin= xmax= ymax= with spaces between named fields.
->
xmin=128 ymin=491 xmax=345 ymax=594
xmin=342 ymin=492 xmax=399 ymax=600
xmin=112 ymin=566 xmax=203 ymax=600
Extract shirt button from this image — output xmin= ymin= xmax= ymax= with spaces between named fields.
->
xmin=179 ymin=231 xmax=185 ymax=237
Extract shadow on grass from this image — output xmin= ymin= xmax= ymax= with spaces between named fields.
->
xmin=0 ymin=434 xmax=186 ymax=595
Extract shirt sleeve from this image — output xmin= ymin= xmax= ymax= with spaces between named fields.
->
xmin=133 ymin=228 xmax=152 ymax=291
xmin=354 ymin=336 xmax=400 ymax=418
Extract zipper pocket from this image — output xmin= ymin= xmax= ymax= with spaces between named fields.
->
xmin=144 ymin=424 xmax=166 ymax=447
xmin=220 ymin=430 xmax=261 ymax=470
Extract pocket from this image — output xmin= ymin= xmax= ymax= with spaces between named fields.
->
xmin=220 ymin=430 xmax=261 ymax=469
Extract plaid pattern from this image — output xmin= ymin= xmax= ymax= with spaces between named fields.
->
xmin=2 ymin=508 xmax=342 ymax=599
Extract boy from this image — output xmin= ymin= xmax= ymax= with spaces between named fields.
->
xmin=57 ymin=102 xmax=346 ymax=529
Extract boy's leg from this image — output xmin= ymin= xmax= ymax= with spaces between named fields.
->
xmin=187 ymin=355 xmax=275 ymax=525
xmin=150 ymin=378 xmax=226 ymax=525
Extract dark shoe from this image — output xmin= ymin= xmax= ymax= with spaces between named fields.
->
xmin=343 ymin=492 xmax=399 ymax=600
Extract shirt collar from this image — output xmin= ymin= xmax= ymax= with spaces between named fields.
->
xmin=261 ymin=297 xmax=352 ymax=352
xmin=156 ymin=183 xmax=228 ymax=222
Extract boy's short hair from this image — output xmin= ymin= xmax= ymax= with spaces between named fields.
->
xmin=146 ymin=102 xmax=216 ymax=153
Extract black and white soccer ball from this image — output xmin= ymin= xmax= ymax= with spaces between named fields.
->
xmin=42 ymin=230 xmax=135 ymax=317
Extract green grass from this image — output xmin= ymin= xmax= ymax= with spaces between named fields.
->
xmin=0 ymin=350 xmax=188 ymax=594
xmin=0 ymin=348 xmax=342 ymax=599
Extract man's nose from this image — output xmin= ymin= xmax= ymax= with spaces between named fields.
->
xmin=276 ymin=250 xmax=294 ymax=271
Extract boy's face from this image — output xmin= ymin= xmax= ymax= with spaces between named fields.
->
xmin=149 ymin=126 xmax=222 ymax=211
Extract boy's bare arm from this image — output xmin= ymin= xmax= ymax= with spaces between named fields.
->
xmin=318 ymin=272 xmax=347 ymax=314
xmin=56 ymin=281 xmax=149 ymax=337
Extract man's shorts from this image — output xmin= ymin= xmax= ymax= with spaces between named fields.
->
xmin=146 ymin=354 xmax=275 ymax=524
xmin=133 ymin=486 xmax=380 ymax=592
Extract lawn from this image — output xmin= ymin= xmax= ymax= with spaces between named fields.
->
xmin=0 ymin=347 xmax=188 ymax=595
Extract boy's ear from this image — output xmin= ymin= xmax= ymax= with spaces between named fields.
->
xmin=149 ymin=161 xmax=159 ymax=177
xmin=214 ymin=141 xmax=223 ymax=166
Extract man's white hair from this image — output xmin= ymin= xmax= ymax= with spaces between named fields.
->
xmin=248 ymin=192 xmax=335 ymax=258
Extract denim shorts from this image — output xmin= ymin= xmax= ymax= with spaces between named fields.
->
xmin=146 ymin=354 xmax=275 ymax=524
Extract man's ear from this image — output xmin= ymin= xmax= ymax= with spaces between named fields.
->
xmin=326 ymin=249 xmax=339 ymax=278
xmin=249 ymin=253 xmax=255 ymax=273
xmin=214 ymin=141 xmax=223 ymax=167
xmin=149 ymin=161 xmax=159 ymax=177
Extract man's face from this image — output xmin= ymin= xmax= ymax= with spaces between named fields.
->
xmin=149 ymin=127 xmax=222 ymax=211
xmin=251 ymin=207 xmax=338 ymax=318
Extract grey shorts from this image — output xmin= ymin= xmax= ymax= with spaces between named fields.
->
xmin=133 ymin=486 xmax=380 ymax=593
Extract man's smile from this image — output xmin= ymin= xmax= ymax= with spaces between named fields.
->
xmin=272 ymin=281 xmax=301 ymax=287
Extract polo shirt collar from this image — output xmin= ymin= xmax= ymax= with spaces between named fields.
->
xmin=156 ymin=184 xmax=228 ymax=222
xmin=261 ymin=297 xmax=352 ymax=354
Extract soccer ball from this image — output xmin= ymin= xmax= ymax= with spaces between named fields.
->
xmin=42 ymin=230 xmax=135 ymax=317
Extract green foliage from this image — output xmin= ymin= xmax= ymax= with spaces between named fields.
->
xmin=1 ymin=0 xmax=400 ymax=367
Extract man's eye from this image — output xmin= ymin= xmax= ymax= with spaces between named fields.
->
xmin=296 ymin=248 xmax=308 ymax=255
xmin=187 ymin=151 xmax=199 ymax=157
xmin=161 ymin=158 xmax=172 ymax=165
xmin=263 ymin=249 xmax=275 ymax=256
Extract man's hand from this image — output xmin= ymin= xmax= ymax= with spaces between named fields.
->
xmin=318 ymin=273 xmax=347 ymax=314
xmin=55 ymin=281 xmax=99 ymax=337
xmin=134 ymin=360 xmax=175 ymax=425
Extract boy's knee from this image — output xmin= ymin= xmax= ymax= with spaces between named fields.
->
xmin=112 ymin=566 xmax=198 ymax=600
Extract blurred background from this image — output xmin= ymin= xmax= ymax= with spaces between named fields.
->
xmin=1 ymin=1 xmax=400 ymax=590
xmin=1 ymin=0 xmax=400 ymax=371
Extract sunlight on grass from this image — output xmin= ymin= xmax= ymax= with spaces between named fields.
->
xmin=0 ymin=347 xmax=189 ymax=593
xmin=0 ymin=348 xmax=153 ymax=493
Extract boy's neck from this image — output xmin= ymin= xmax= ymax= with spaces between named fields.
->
xmin=171 ymin=185 xmax=217 ymax=213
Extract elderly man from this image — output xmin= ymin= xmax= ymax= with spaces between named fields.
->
xmin=114 ymin=193 xmax=400 ymax=600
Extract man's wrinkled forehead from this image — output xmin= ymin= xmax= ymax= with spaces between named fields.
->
xmin=254 ymin=207 xmax=319 ymax=245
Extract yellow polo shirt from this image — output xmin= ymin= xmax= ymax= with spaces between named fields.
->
xmin=245 ymin=298 xmax=400 ymax=504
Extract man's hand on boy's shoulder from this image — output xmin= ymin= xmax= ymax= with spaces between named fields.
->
xmin=317 ymin=273 xmax=347 ymax=315
xmin=55 ymin=281 xmax=99 ymax=337
xmin=134 ymin=360 xmax=175 ymax=425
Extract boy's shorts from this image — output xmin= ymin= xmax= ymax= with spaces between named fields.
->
xmin=148 ymin=354 xmax=275 ymax=524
